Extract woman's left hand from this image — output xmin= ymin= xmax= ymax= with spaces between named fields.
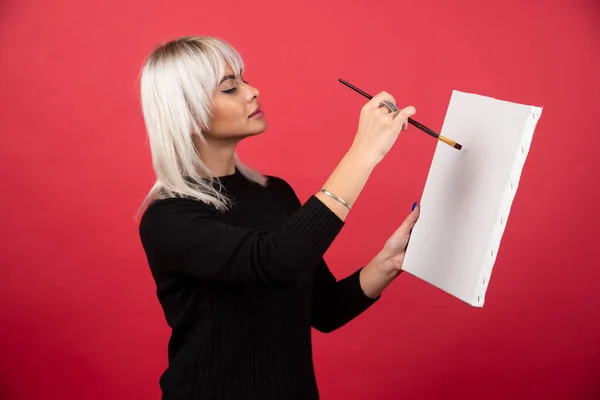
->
xmin=359 ymin=203 xmax=420 ymax=298
xmin=377 ymin=202 xmax=420 ymax=275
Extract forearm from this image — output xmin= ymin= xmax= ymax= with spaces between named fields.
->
xmin=315 ymin=149 xmax=376 ymax=221
xmin=311 ymin=260 xmax=379 ymax=333
xmin=359 ymin=251 xmax=400 ymax=299
xmin=310 ymin=252 xmax=398 ymax=333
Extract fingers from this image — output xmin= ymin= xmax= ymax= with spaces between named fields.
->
xmin=379 ymin=100 xmax=399 ymax=113
xmin=373 ymin=104 xmax=392 ymax=116
xmin=396 ymin=203 xmax=420 ymax=234
xmin=363 ymin=91 xmax=397 ymax=112
xmin=392 ymin=105 xmax=416 ymax=131
xmin=362 ymin=92 xmax=415 ymax=130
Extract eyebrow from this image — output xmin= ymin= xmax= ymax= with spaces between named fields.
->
xmin=219 ymin=74 xmax=237 ymax=85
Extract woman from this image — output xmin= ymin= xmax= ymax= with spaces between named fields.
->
xmin=138 ymin=35 xmax=419 ymax=400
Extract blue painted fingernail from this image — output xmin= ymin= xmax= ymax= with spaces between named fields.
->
xmin=412 ymin=201 xmax=417 ymax=211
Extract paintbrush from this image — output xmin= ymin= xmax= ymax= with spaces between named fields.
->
xmin=338 ymin=78 xmax=462 ymax=150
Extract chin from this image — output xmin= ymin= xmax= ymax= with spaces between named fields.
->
xmin=247 ymin=120 xmax=268 ymax=136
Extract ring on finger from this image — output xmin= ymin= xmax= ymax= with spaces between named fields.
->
xmin=380 ymin=100 xmax=399 ymax=113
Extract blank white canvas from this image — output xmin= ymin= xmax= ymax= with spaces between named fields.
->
xmin=402 ymin=90 xmax=542 ymax=307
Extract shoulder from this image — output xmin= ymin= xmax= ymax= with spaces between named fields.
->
xmin=138 ymin=196 xmax=227 ymax=261
xmin=139 ymin=197 xmax=214 ymax=239
xmin=141 ymin=197 xmax=214 ymax=222
xmin=265 ymin=175 xmax=296 ymax=194
xmin=265 ymin=175 xmax=302 ymax=209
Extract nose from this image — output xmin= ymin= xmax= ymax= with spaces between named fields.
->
xmin=246 ymin=83 xmax=259 ymax=101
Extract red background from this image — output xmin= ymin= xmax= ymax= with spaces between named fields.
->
xmin=1 ymin=0 xmax=599 ymax=399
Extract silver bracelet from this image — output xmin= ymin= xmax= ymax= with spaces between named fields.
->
xmin=320 ymin=189 xmax=351 ymax=210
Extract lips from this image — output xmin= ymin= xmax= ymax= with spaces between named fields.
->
xmin=249 ymin=104 xmax=262 ymax=118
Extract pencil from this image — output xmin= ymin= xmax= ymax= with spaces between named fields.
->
xmin=338 ymin=78 xmax=462 ymax=150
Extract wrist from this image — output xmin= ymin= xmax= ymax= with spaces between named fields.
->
xmin=345 ymin=146 xmax=378 ymax=172
xmin=314 ymin=145 xmax=377 ymax=221
xmin=360 ymin=252 xmax=399 ymax=299
xmin=371 ymin=249 xmax=399 ymax=278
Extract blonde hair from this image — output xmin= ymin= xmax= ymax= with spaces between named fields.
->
xmin=138 ymin=36 xmax=267 ymax=213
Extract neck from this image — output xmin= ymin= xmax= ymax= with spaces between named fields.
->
xmin=194 ymin=136 xmax=239 ymax=177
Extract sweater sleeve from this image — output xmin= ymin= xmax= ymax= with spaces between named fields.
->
xmin=139 ymin=195 xmax=344 ymax=288
xmin=263 ymin=177 xmax=379 ymax=332
xmin=310 ymin=259 xmax=379 ymax=333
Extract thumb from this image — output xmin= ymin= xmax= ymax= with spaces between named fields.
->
xmin=392 ymin=106 xmax=416 ymax=131
xmin=396 ymin=202 xmax=420 ymax=234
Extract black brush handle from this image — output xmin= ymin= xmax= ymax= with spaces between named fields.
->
xmin=407 ymin=117 xmax=439 ymax=139
xmin=338 ymin=78 xmax=440 ymax=138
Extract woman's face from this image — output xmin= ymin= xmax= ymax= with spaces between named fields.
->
xmin=204 ymin=67 xmax=266 ymax=141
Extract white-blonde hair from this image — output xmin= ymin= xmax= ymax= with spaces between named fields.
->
xmin=138 ymin=35 xmax=267 ymax=213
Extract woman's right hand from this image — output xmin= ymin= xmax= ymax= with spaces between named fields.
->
xmin=349 ymin=91 xmax=416 ymax=166
xmin=314 ymin=92 xmax=416 ymax=221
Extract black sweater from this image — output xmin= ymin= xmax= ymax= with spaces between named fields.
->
xmin=139 ymin=169 xmax=379 ymax=399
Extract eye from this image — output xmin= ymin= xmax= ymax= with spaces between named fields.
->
xmin=222 ymin=87 xmax=237 ymax=94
